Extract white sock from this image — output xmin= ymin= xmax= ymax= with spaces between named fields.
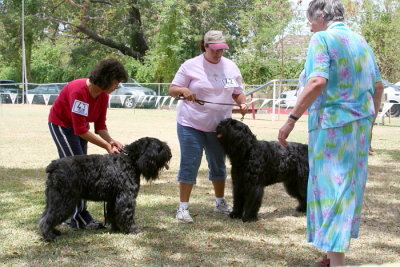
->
xmin=179 ymin=202 xmax=189 ymax=209
xmin=215 ymin=197 xmax=225 ymax=205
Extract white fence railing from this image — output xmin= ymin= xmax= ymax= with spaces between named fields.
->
xmin=1 ymin=81 xmax=399 ymax=123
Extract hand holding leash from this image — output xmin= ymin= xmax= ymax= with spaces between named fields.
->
xmin=176 ymin=95 xmax=248 ymax=121
xmin=239 ymin=103 xmax=249 ymax=121
xmin=178 ymin=88 xmax=196 ymax=102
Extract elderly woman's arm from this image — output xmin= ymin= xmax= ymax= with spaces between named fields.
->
xmin=289 ymin=77 xmax=326 ymax=119
xmin=369 ymin=81 xmax=384 ymax=153
xmin=372 ymin=81 xmax=384 ymax=123
xmin=278 ymin=77 xmax=326 ymax=146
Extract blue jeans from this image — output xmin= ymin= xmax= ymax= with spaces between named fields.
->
xmin=177 ymin=123 xmax=226 ymax=184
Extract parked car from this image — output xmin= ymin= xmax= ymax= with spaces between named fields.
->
xmin=27 ymin=83 xmax=65 ymax=105
xmin=279 ymin=90 xmax=298 ymax=108
xmin=110 ymin=81 xmax=157 ymax=108
xmin=0 ymin=80 xmax=23 ymax=103
xmin=383 ymin=80 xmax=400 ymax=117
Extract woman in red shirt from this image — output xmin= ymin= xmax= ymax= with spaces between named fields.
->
xmin=48 ymin=58 xmax=128 ymax=229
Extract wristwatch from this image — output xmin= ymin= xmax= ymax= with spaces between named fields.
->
xmin=289 ymin=114 xmax=299 ymax=121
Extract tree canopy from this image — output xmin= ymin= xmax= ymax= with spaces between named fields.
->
xmin=0 ymin=0 xmax=399 ymax=89
xmin=358 ymin=0 xmax=400 ymax=82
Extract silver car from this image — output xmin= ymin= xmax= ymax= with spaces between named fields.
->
xmin=27 ymin=83 xmax=65 ymax=105
xmin=110 ymin=82 xmax=157 ymax=108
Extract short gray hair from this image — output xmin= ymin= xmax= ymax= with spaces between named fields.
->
xmin=307 ymin=0 xmax=345 ymax=24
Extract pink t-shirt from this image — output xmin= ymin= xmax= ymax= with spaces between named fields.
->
xmin=172 ymin=54 xmax=244 ymax=132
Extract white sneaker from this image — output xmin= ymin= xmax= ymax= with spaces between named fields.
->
xmin=214 ymin=199 xmax=232 ymax=214
xmin=176 ymin=206 xmax=194 ymax=223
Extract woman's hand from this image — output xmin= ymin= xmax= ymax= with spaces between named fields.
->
xmin=278 ymin=119 xmax=296 ymax=146
xmin=107 ymin=139 xmax=122 ymax=154
xmin=180 ymin=87 xmax=196 ymax=102
xmin=106 ymin=143 xmax=121 ymax=154
xmin=169 ymin=85 xmax=196 ymax=102
xmin=109 ymin=139 xmax=123 ymax=150
xmin=239 ymin=103 xmax=249 ymax=116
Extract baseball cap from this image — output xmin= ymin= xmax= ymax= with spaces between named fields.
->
xmin=204 ymin=30 xmax=229 ymax=50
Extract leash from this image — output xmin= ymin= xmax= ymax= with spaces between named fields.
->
xmin=175 ymin=95 xmax=247 ymax=121
xmin=103 ymin=201 xmax=107 ymax=226
xmin=175 ymin=95 xmax=240 ymax=106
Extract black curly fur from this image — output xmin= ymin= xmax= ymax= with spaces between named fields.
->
xmin=39 ymin=137 xmax=172 ymax=241
xmin=216 ymin=118 xmax=309 ymax=222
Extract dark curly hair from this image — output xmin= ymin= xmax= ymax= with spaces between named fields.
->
xmin=89 ymin=58 xmax=128 ymax=90
xmin=199 ymin=38 xmax=208 ymax=52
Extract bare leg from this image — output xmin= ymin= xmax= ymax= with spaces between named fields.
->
xmin=327 ymin=251 xmax=345 ymax=267
xmin=212 ymin=180 xmax=225 ymax=198
xmin=369 ymin=146 xmax=374 ymax=155
xmin=179 ymin=182 xmax=193 ymax=202
xmin=369 ymin=124 xmax=375 ymax=155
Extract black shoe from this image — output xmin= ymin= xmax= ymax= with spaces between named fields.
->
xmin=85 ymin=220 xmax=105 ymax=230
xmin=69 ymin=209 xmax=96 ymax=229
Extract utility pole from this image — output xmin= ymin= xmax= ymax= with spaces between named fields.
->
xmin=21 ymin=0 xmax=27 ymax=104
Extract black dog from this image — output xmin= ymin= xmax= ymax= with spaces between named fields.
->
xmin=216 ymin=118 xmax=309 ymax=222
xmin=39 ymin=137 xmax=172 ymax=241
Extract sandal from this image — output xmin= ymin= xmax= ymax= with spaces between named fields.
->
xmin=316 ymin=255 xmax=330 ymax=267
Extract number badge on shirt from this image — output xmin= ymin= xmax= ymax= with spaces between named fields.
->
xmin=222 ymin=78 xmax=239 ymax=88
xmin=72 ymin=99 xmax=89 ymax=116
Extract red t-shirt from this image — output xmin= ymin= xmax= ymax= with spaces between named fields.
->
xmin=49 ymin=78 xmax=109 ymax=135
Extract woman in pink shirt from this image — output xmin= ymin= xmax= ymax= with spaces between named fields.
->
xmin=48 ymin=58 xmax=128 ymax=229
xmin=169 ymin=30 xmax=248 ymax=223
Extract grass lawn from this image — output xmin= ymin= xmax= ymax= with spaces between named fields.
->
xmin=0 ymin=104 xmax=399 ymax=266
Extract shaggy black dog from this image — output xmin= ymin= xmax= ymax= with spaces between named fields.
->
xmin=39 ymin=137 xmax=172 ymax=241
xmin=216 ymin=118 xmax=309 ymax=222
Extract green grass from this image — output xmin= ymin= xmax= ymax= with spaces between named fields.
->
xmin=0 ymin=105 xmax=399 ymax=266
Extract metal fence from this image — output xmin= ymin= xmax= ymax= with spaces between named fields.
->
xmin=1 ymin=81 xmax=399 ymax=123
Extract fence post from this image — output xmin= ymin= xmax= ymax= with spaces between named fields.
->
xmin=251 ymin=93 xmax=255 ymax=120
xmin=272 ymin=80 xmax=277 ymax=121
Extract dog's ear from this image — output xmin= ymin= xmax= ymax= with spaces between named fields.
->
xmin=123 ymin=137 xmax=151 ymax=157
xmin=136 ymin=139 xmax=172 ymax=181
xmin=237 ymin=120 xmax=256 ymax=140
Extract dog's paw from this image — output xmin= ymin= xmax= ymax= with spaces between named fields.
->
xmin=52 ymin=229 xmax=62 ymax=236
xmin=295 ymin=205 xmax=306 ymax=213
xmin=242 ymin=216 xmax=258 ymax=222
xmin=229 ymin=211 xmax=242 ymax=219
xmin=128 ymin=227 xmax=142 ymax=234
xmin=42 ymin=233 xmax=57 ymax=242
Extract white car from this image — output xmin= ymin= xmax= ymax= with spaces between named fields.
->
xmin=383 ymin=81 xmax=400 ymax=117
xmin=279 ymin=90 xmax=298 ymax=108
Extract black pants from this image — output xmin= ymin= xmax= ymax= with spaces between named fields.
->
xmin=48 ymin=122 xmax=94 ymax=228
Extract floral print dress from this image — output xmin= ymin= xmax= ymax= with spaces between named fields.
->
xmin=303 ymin=22 xmax=381 ymax=252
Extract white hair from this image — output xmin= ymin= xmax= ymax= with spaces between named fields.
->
xmin=307 ymin=0 xmax=345 ymax=24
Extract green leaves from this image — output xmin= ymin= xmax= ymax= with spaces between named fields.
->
xmin=359 ymin=0 xmax=400 ymax=82
xmin=0 ymin=0 xmax=299 ymax=84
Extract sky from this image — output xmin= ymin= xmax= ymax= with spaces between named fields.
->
xmin=285 ymin=0 xmax=312 ymax=37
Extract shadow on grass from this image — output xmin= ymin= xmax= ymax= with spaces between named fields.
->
xmin=0 ymin=165 xmax=314 ymax=266
xmin=1 ymin=163 xmax=399 ymax=266
xmin=374 ymin=148 xmax=400 ymax=161
xmin=364 ymin=162 xmax=400 ymax=239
